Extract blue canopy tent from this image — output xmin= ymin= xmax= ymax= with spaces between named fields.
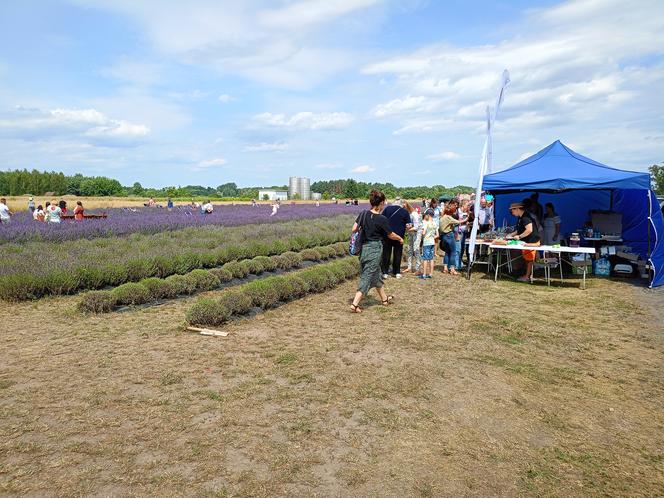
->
xmin=482 ymin=140 xmax=664 ymax=288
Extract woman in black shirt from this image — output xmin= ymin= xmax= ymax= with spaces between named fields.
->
xmin=350 ymin=190 xmax=404 ymax=312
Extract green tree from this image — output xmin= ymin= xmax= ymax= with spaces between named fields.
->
xmin=650 ymin=164 xmax=664 ymax=194
xmin=131 ymin=182 xmax=144 ymax=196
xmin=217 ymin=182 xmax=238 ymax=197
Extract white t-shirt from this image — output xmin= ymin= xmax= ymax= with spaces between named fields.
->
xmin=542 ymin=215 xmax=561 ymax=245
xmin=0 ymin=202 xmax=10 ymax=221
xmin=202 ymin=203 xmax=213 ymax=213
xmin=47 ymin=205 xmax=62 ymax=223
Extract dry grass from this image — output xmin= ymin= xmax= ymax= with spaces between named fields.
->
xmin=1 ymin=272 xmax=663 ymax=496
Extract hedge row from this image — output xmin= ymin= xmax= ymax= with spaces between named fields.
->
xmin=1 ymin=219 xmax=352 ymax=302
xmin=185 ymin=257 xmax=360 ymax=327
xmin=77 ymin=242 xmax=349 ymax=313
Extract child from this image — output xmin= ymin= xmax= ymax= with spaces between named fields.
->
xmin=419 ymin=212 xmax=438 ymax=279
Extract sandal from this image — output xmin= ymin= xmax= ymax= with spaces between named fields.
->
xmin=382 ymin=295 xmax=394 ymax=306
xmin=350 ymin=304 xmax=362 ymax=313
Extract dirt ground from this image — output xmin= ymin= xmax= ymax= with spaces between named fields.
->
xmin=1 ymin=272 xmax=663 ymax=497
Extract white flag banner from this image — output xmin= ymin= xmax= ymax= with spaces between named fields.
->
xmin=467 ymin=70 xmax=510 ymax=271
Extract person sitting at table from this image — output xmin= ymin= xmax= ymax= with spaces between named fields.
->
xmin=507 ymin=202 xmax=541 ymax=282
xmin=542 ymin=202 xmax=561 ymax=245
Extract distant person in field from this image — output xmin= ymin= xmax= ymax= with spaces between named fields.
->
xmin=251 ymin=199 xmax=257 ymax=208
xmin=74 ymin=201 xmax=84 ymax=221
xmin=270 ymin=201 xmax=279 ymax=216
xmin=167 ymin=198 xmax=173 ymax=211
xmin=381 ymin=200 xmax=410 ymax=279
xmin=419 ymin=211 xmax=438 ymax=279
xmin=148 ymin=197 xmax=156 ymax=207
xmin=201 ymin=200 xmax=213 ymax=214
xmin=33 ymin=204 xmax=45 ymax=221
xmin=28 ymin=196 xmax=35 ymax=213
xmin=0 ymin=198 xmax=12 ymax=224
xmin=46 ymin=200 xmax=62 ymax=224
xmin=349 ymin=190 xmax=403 ymax=313
xmin=58 ymin=199 xmax=67 ymax=214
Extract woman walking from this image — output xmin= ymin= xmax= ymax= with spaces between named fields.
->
xmin=350 ymin=190 xmax=404 ymax=313
xmin=404 ymin=202 xmax=422 ymax=275
xmin=439 ymin=200 xmax=463 ymax=275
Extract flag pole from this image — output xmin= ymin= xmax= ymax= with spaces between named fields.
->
xmin=466 ymin=70 xmax=510 ymax=279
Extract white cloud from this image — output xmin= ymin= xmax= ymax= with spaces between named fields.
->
xmin=218 ymin=94 xmax=235 ymax=103
xmin=252 ymin=111 xmax=354 ymax=130
xmin=75 ymin=0 xmax=383 ymax=90
xmin=244 ymin=142 xmax=289 ymax=152
xmin=195 ymin=158 xmax=227 ymax=170
xmin=259 ymin=0 xmax=381 ymax=28
xmin=362 ymin=0 xmax=664 ymax=155
xmin=371 ymin=95 xmax=440 ymax=118
xmin=427 ymin=151 xmax=461 ymax=161
xmin=351 ymin=164 xmax=375 ymax=173
xmin=0 ymin=106 xmax=149 ymax=146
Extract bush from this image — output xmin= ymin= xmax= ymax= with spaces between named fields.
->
xmin=217 ymin=289 xmax=253 ymax=315
xmin=276 ymin=251 xmax=302 ymax=269
xmin=316 ymin=246 xmax=334 ymax=259
xmin=151 ymin=255 xmax=176 ymax=278
xmin=209 ymin=267 xmax=234 ymax=283
xmin=244 ymin=258 xmax=265 ymax=275
xmin=327 ymin=263 xmax=348 ymax=282
xmin=299 ymin=267 xmax=330 ymax=292
xmin=339 ymin=259 xmax=360 ymax=279
xmin=223 ymin=261 xmax=249 ymax=279
xmin=165 ymin=274 xmax=197 ymax=295
xmin=243 ymin=279 xmax=280 ymax=309
xmin=255 ymin=255 xmax=278 ymax=272
xmin=186 ymin=298 xmax=231 ymax=326
xmin=300 ymin=248 xmax=323 ymax=261
xmin=111 ymin=282 xmax=151 ymax=305
xmin=288 ymin=275 xmax=310 ymax=297
xmin=172 ymin=253 xmax=202 ymax=274
xmin=140 ymin=277 xmax=176 ymax=300
xmin=188 ymin=269 xmax=220 ymax=291
xmin=44 ymin=270 xmax=79 ymax=296
xmin=269 ymin=276 xmax=297 ymax=302
xmin=331 ymin=242 xmax=348 ymax=257
xmin=125 ymin=258 xmax=156 ymax=281
xmin=75 ymin=267 xmax=106 ymax=290
xmin=78 ymin=290 xmax=117 ymax=313
xmin=0 ymin=274 xmax=41 ymax=301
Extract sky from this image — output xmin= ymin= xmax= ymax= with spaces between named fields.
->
xmin=0 ymin=0 xmax=662 ymax=188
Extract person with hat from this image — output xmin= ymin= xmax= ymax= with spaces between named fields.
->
xmin=27 ymin=196 xmax=35 ymax=213
xmin=507 ymin=202 xmax=541 ymax=282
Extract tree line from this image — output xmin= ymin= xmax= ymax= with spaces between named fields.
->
xmin=17 ymin=166 xmax=664 ymax=199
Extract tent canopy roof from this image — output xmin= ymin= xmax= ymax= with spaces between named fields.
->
xmin=483 ymin=140 xmax=651 ymax=192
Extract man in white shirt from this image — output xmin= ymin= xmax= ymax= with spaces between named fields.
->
xmin=0 ymin=198 xmax=12 ymax=224
xmin=201 ymin=201 xmax=213 ymax=214
xmin=478 ymin=197 xmax=494 ymax=233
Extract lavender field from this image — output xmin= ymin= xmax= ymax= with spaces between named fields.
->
xmin=0 ymin=203 xmax=364 ymax=244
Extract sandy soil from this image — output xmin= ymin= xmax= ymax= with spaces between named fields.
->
xmin=1 ymin=273 xmax=663 ymax=497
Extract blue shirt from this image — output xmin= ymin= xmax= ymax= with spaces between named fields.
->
xmin=382 ymin=205 xmax=410 ymax=237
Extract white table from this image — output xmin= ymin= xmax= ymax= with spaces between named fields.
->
xmin=465 ymin=240 xmax=495 ymax=277
xmin=489 ymin=244 xmax=596 ymax=288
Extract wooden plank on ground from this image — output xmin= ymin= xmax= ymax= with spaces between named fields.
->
xmin=186 ymin=326 xmax=229 ymax=337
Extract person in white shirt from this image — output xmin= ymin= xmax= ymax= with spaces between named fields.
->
xmin=46 ymin=200 xmax=62 ymax=223
xmin=0 ymin=198 xmax=12 ymax=224
xmin=403 ymin=202 xmax=422 ymax=274
xmin=201 ymin=201 xmax=214 ymax=214
xmin=542 ymin=202 xmax=562 ymax=245
xmin=477 ymin=197 xmax=494 ymax=233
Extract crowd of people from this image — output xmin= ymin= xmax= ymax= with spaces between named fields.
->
xmin=0 ymin=197 xmax=86 ymax=224
xmin=349 ymin=189 xmax=563 ymax=311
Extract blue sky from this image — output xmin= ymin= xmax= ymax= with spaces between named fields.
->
xmin=0 ymin=0 xmax=662 ymax=188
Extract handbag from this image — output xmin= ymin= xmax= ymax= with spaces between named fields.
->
xmin=349 ymin=211 xmax=368 ymax=256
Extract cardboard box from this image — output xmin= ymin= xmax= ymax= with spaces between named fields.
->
xmin=616 ymin=251 xmax=639 ymax=262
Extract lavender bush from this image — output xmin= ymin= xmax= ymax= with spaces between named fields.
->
xmin=0 ymin=203 xmax=364 ymax=244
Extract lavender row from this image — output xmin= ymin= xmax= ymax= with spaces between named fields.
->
xmin=0 ymin=203 xmax=364 ymax=244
